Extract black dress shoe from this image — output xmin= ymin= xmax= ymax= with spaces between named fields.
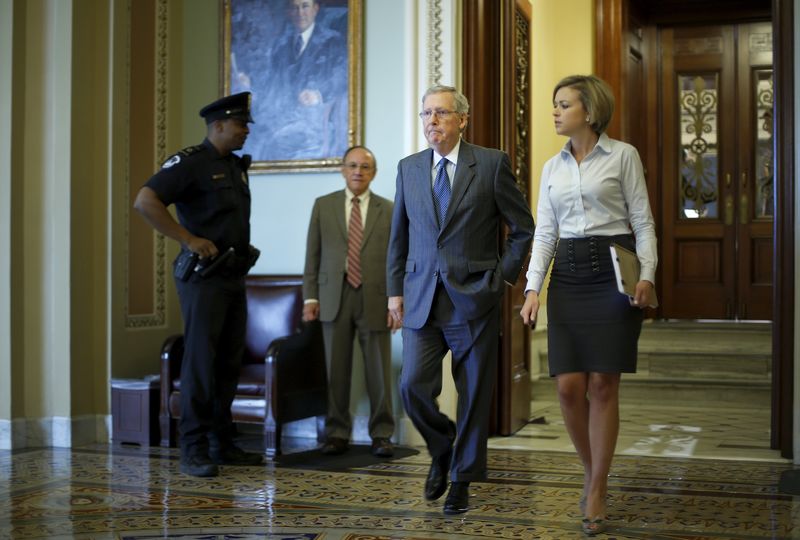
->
xmin=210 ymin=444 xmax=264 ymax=466
xmin=424 ymin=448 xmax=452 ymax=501
xmin=371 ymin=438 xmax=394 ymax=457
xmin=179 ymin=454 xmax=219 ymax=477
xmin=320 ymin=437 xmax=349 ymax=455
xmin=443 ymin=481 xmax=470 ymax=515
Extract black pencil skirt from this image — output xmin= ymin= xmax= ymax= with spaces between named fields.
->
xmin=546 ymin=234 xmax=644 ymax=376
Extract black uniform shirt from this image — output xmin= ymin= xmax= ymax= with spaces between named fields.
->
xmin=146 ymin=138 xmax=251 ymax=255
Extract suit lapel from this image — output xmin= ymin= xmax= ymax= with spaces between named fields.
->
xmin=333 ymin=190 xmax=347 ymax=242
xmin=441 ymin=142 xmax=477 ymax=231
xmin=361 ymin=195 xmax=381 ymax=246
xmin=415 ymin=149 xmax=439 ymax=227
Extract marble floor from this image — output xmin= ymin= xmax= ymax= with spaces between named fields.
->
xmin=491 ymin=401 xmax=778 ymax=461
xmin=1 ymin=402 xmax=798 ymax=539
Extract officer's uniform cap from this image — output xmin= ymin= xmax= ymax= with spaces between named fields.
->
xmin=199 ymin=92 xmax=254 ymax=124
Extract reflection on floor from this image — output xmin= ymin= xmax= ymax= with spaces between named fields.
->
xmin=491 ymin=401 xmax=777 ymax=461
xmin=1 ymin=403 xmax=798 ymax=539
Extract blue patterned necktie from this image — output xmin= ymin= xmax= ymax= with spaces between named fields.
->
xmin=433 ymin=157 xmax=451 ymax=227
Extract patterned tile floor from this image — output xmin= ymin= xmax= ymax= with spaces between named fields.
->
xmin=1 ymin=402 xmax=798 ymax=539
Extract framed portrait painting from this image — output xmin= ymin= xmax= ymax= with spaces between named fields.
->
xmin=222 ymin=0 xmax=363 ymax=172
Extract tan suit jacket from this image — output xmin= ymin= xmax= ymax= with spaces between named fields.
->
xmin=303 ymin=189 xmax=393 ymax=331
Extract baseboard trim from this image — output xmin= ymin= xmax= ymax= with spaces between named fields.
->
xmin=0 ymin=415 xmax=109 ymax=449
xmin=0 ymin=414 xmax=421 ymax=450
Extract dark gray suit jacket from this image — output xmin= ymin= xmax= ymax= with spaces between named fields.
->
xmin=304 ymin=189 xmax=393 ymax=331
xmin=387 ymin=141 xmax=534 ymax=329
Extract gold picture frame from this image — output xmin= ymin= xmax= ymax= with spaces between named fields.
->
xmin=221 ymin=0 xmax=363 ymax=173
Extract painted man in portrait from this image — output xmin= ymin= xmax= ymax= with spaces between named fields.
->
xmin=234 ymin=0 xmax=348 ymax=162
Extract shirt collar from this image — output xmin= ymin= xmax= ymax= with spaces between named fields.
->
xmin=433 ymin=138 xmax=461 ymax=169
xmin=299 ymin=23 xmax=315 ymax=46
xmin=559 ymin=132 xmax=612 ymax=161
xmin=345 ymin=187 xmax=370 ymax=203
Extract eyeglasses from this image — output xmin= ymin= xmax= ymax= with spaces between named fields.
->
xmin=344 ymin=162 xmax=374 ymax=172
xmin=418 ymin=109 xmax=458 ymax=121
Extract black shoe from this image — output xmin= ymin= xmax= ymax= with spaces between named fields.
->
xmin=424 ymin=447 xmax=452 ymax=501
xmin=179 ymin=453 xmax=219 ymax=477
xmin=443 ymin=481 xmax=470 ymax=515
xmin=320 ymin=437 xmax=349 ymax=456
xmin=209 ymin=444 xmax=263 ymax=466
xmin=371 ymin=438 xmax=394 ymax=458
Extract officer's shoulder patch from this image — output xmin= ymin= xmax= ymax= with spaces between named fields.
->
xmin=161 ymin=154 xmax=181 ymax=169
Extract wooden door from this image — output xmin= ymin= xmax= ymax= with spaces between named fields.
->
xmin=660 ymin=23 xmax=773 ymax=320
xmin=463 ymin=0 xmax=532 ymax=436
xmin=735 ymin=22 xmax=773 ymax=320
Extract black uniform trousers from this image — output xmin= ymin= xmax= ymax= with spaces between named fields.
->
xmin=175 ymin=273 xmax=247 ymax=457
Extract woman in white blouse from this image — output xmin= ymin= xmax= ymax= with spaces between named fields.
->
xmin=520 ymin=75 xmax=657 ymax=536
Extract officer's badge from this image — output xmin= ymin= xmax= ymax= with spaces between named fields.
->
xmin=162 ymin=155 xmax=181 ymax=168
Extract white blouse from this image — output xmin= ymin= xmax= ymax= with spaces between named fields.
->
xmin=525 ymin=133 xmax=657 ymax=293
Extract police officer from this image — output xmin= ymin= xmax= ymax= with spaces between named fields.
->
xmin=134 ymin=92 xmax=263 ymax=477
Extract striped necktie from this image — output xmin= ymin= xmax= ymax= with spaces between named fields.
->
xmin=346 ymin=197 xmax=363 ymax=288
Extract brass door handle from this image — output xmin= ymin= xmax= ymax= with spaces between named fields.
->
xmin=740 ymin=193 xmax=749 ymax=224
xmin=725 ymin=193 xmax=734 ymax=225
xmin=740 ymin=172 xmax=749 ymax=224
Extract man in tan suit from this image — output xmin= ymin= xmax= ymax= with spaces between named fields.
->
xmin=303 ymin=145 xmax=399 ymax=457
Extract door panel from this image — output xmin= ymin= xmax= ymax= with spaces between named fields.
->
xmin=661 ymin=25 xmax=736 ymax=319
xmin=660 ymin=23 xmax=772 ymax=320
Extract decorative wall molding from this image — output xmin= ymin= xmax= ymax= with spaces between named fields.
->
xmin=514 ymin=9 xmax=531 ymax=199
xmin=405 ymin=0 xmax=459 ymax=154
xmin=427 ymin=0 xmax=443 ymax=85
xmin=125 ymin=0 xmax=167 ymax=329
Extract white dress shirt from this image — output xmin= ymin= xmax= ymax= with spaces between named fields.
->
xmin=525 ymin=133 xmax=657 ymax=293
xmin=431 ymin=139 xmax=461 ymax=187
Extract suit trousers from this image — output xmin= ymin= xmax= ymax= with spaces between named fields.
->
xmin=399 ymin=283 xmax=500 ymax=482
xmin=174 ymin=274 xmax=247 ymax=457
xmin=322 ymin=282 xmax=395 ymax=441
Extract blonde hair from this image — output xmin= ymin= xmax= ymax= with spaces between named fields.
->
xmin=553 ymin=75 xmax=615 ymax=134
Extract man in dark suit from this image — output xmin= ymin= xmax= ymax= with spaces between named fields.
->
xmin=387 ymin=86 xmax=534 ymax=514
xmin=303 ymin=146 xmax=399 ymax=458
xmin=252 ymin=0 xmax=347 ymax=160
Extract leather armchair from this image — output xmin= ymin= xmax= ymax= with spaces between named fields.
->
xmin=159 ymin=275 xmax=327 ymax=457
